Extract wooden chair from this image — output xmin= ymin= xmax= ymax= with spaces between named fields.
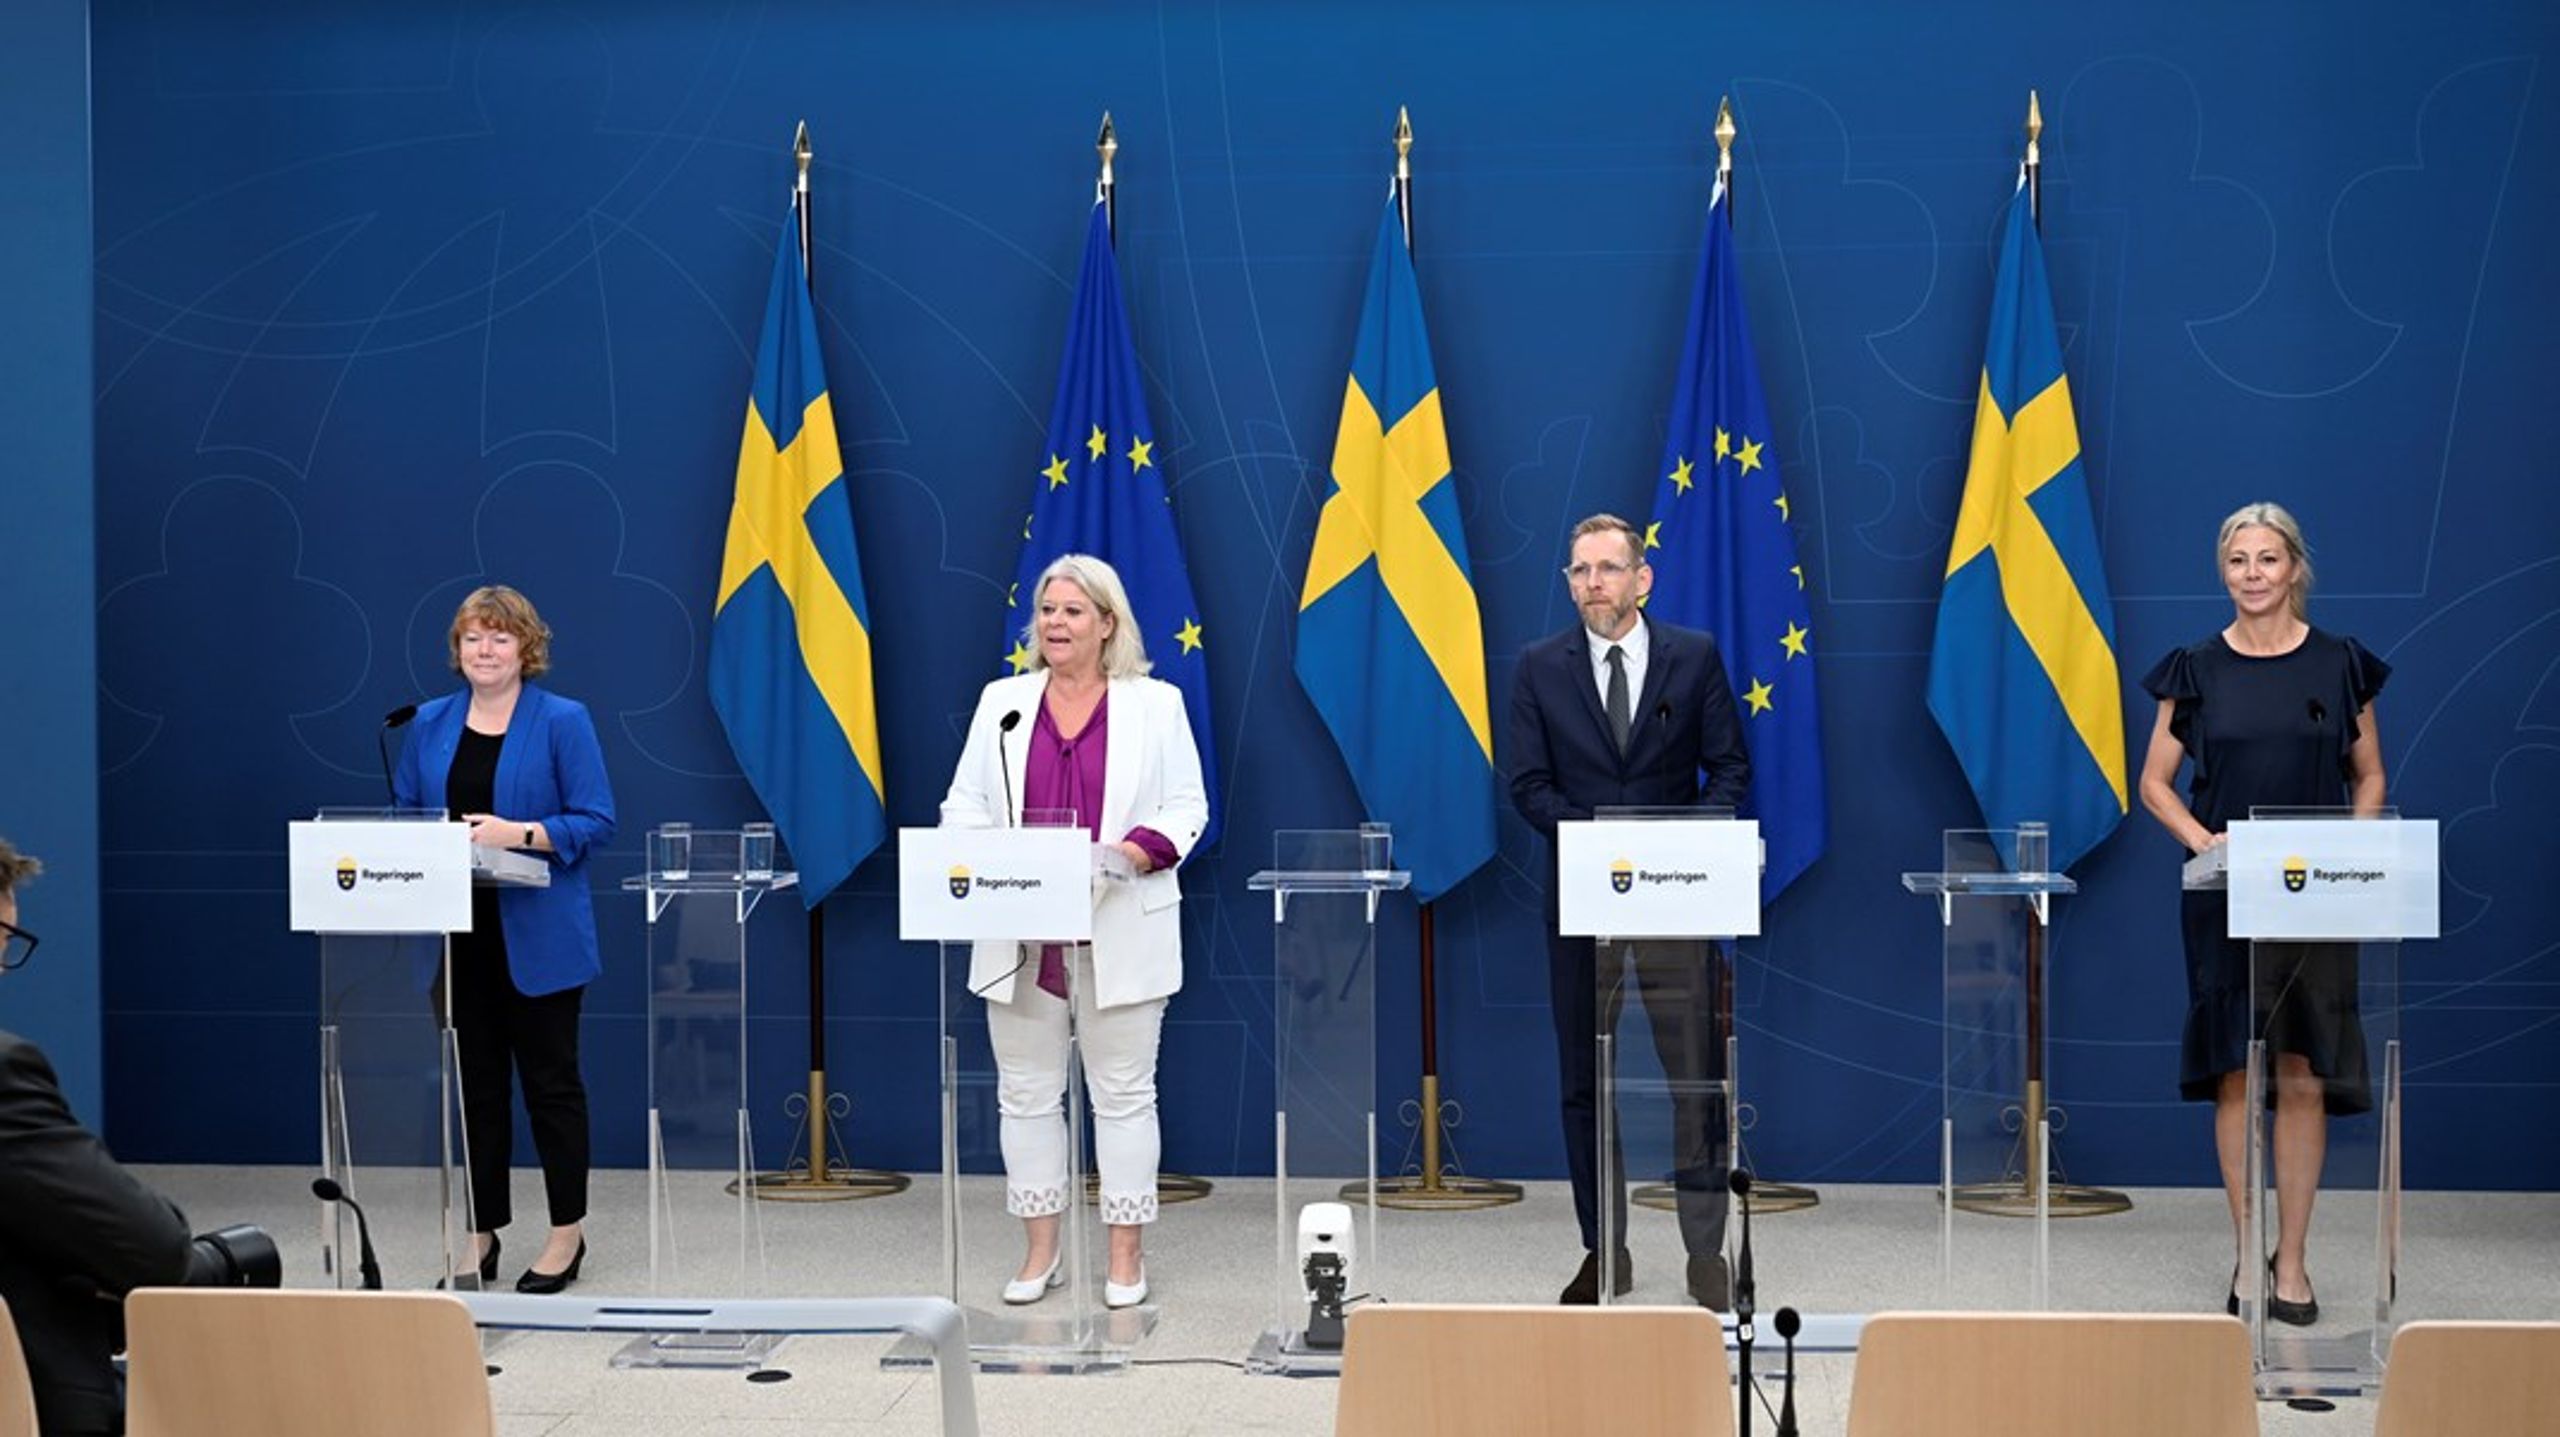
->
xmin=0 ymin=1296 xmax=36 ymax=1437
xmin=1846 ymin=1311 xmax=2255 ymax=1437
xmin=124 ymin=1289 xmax=493 ymax=1437
xmin=2375 ymin=1321 xmax=2560 ymax=1435
xmin=1336 ymin=1302 xmax=1732 ymax=1437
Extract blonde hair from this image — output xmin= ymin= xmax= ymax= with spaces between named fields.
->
xmin=1021 ymin=554 xmax=1152 ymax=679
xmin=447 ymin=585 xmax=554 ymax=679
xmin=2216 ymin=502 xmax=2313 ymax=620
xmin=1570 ymin=513 xmax=1646 ymax=567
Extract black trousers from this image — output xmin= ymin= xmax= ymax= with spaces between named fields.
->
xmin=444 ymin=931 xmax=590 ymax=1232
xmin=1549 ymin=936 xmax=1730 ymax=1257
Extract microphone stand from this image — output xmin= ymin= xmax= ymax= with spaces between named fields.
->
xmin=1730 ymin=1168 xmax=1757 ymax=1437
xmin=378 ymin=704 xmax=418 ymax=805
xmin=1773 ymin=1306 xmax=1801 ymax=1437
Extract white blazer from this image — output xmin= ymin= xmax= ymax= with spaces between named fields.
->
xmin=939 ymin=671 xmax=1209 ymax=1008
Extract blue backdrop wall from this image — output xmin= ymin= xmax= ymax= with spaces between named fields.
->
xmin=1 ymin=0 xmax=102 ymax=1120
xmin=84 ymin=1 xmax=2560 ymax=1189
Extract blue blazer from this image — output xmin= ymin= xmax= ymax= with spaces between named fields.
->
xmin=1507 ymin=616 xmax=1752 ymax=841
xmin=393 ymin=683 xmax=617 ymax=996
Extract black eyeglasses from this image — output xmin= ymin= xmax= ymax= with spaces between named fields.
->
xmin=0 ymin=919 xmax=36 ymax=972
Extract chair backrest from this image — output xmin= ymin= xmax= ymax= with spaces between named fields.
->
xmin=124 ymin=1288 xmax=493 ymax=1437
xmin=2375 ymin=1321 xmax=2560 ymax=1436
xmin=0 ymin=1296 xmax=36 ymax=1437
xmin=1336 ymin=1302 xmax=1732 ymax=1437
xmin=1847 ymin=1311 xmax=2256 ymax=1437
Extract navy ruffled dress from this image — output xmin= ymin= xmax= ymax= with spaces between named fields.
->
xmin=2141 ymin=629 xmax=2390 ymax=1115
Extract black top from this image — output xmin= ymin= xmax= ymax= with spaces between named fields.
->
xmin=448 ymin=726 xmax=508 ymax=945
xmin=2141 ymin=627 xmax=2390 ymax=831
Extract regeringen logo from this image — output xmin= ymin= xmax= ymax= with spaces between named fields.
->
xmin=1606 ymin=857 xmax=1712 ymax=894
xmin=2280 ymin=855 xmax=2386 ymax=894
xmin=332 ymin=856 xmax=426 ymax=890
xmin=947 ymin=864 xmax=1044 ymax=899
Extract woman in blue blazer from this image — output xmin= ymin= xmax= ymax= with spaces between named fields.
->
xmin=394 ymin=585 xmax=615 ymax=1293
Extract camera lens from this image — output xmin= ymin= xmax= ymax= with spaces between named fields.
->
xmin=185 ymin=1224 xmax=284 ymax=1288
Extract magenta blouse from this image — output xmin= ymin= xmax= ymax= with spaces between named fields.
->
xmin=1022 ymin=688 xmax=1180 ymax=997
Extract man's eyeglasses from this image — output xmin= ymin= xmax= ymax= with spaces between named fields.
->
xmin=0 ymin=919 xmax=36 ymax=972
xmin=1563 ymin=559 xmax=1637 ymax=584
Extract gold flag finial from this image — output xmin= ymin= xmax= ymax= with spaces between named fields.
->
xmin=1394 ymin=106 xmax=1413 ymax=182
xmin=793 ymin=121 xmax=812 ymax=188
xmin=2025 ymin=89 xmax=2043 ymax=166
xmin=1715 ymin=96 xmax=1737 ymax=158
xmin=1096 ymin=111 xmax=1118 ymax=188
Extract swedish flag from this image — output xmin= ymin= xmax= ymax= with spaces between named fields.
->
xmin=1004 ymin=199 xmax=1222 ymax=847
xmin=1296 ymin=198 xmax=1496 ymax=903
xmin=1926 ymin=182 xmax=2126 ymax=872
xmin=1643 ymin=179 xmax=1827 ymax=900
xmin=709 ymin=203 xmax=888 ymax=904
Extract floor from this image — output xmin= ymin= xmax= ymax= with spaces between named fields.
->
xmin=139 ymin=1164 xmax=2560 ymax=1435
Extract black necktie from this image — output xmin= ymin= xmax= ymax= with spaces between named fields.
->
xmin=1605 ymin=644 xmax=1631 ymax=755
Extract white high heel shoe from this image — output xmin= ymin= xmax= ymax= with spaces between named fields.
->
xmin=1103 ymin=1262 xmax=1148 ymax=1309
xmin=1002 ymin=1254 xmax=1064 ymax=1306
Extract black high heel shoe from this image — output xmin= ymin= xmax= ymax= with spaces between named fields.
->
xmin=436 ymin=1233 xmax=499 ymax=1290
xmin=2266 ymin=1256 xmax=2319 ymax=1327
xmin=2225 ymin=1264 xmax=2241 ymax=1318
xmin=517 ymin=1237 xmax=585 ymax=1295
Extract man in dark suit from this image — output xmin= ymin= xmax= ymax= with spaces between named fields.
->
xmin=1508 ymin=514 xmax=1751 ymax=1308
xmin=0 ymin=838 xmax=196 ymax=1436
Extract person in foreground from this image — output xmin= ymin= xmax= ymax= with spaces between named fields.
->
xmin=1507 ymin=514 xmax=1752 ymax=1309
xmin=394 ymin=585 xmax=617 ymax=1294
xmin=0 ymin=838 xmax=196 ymax=1436
xmin=2137 ymin=502 xmax=2387 ymax=1326
xmin=941 ymin=553 xmax=1209 ymax=1310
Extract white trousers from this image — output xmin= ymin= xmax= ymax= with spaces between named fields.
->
xmin=983 ymin=946 xmax=1167 ymax=1226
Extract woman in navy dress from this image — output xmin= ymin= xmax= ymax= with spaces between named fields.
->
xmin=2136 ymin=503 xmax=2388 ymax=1326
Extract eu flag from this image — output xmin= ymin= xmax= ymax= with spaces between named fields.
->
xmin=1296 ymin=198 xmax=1496 ymax=903
xmin=710 ymin=201 xmax=889 ymax=904
xmin=1926 ymin=181 xmax=2126 ymax=871
xmin=1643 ymin=179 xmax=1828 ymax=901
xmin=1004 ymin=199 xmax=1221 ymax=847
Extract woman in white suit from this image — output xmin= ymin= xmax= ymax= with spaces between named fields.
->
xmin=941 ymin=553 xmax=1208 ymax=1309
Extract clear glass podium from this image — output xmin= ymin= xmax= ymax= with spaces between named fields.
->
xmin=1579 ymin=809 xmax=1749 ymax=1309
xmin=1904 ymin=822 xmax=2123 ymax=1311
xmin=618 ymin=823 xmax=797 ymax=1369
xmin=888 ymin=808 xmax=1147 ymax=1375
xmin=1243 ymin=827 xmax=1403 ymax=1375
xmin=307 ymin=807 xmax=545 ymax=1292
xmin=2216 ymin=807 xmax=2430 ymax=1397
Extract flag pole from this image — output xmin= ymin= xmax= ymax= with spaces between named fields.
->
xmin=1363 ymin=106 xmax=1521 ymax=1212
xmin=1074 ymin=112 xmax=1211 ymax=1210
xmin=1097 ymin=111 xmax=1118 ymax=243
xmin=1677 ymin=97 xmax=1826 ymax=1222
xmin=2024 ymin=89 xmax=2043 ymax=231
xmin=1715 ymin=95 xmax=1737 ymax=227
xmin=750 ymin=121 xmax=907 ymax=1203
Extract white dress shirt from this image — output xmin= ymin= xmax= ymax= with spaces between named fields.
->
xmin=1584 ymin=614 xmax=1651 ymax=710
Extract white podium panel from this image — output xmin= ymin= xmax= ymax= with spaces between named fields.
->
xmin=288 ymin=819 xmax=471 ymax=933
xmin=2227 ymin=818 xmax=2439 ymax=941
xmin=896 ymin=827 xmax=1093 ymax=943
xmin=1556 ymin=818 xmax=1761 ymax=940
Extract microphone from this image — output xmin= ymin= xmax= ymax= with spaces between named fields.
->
xmin=997 ymin=710 xmax=1024 ymax=827
xmin=377 ymin=702 xmax=421 ymax=806
xmin=310 ymin=1177 xmax=382 ymax=1290
xmin=1730 ymin=1167 xmax=1757 ymax=1437
xmin=1772 ymin=1307 xmax=1801 ymax=1437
